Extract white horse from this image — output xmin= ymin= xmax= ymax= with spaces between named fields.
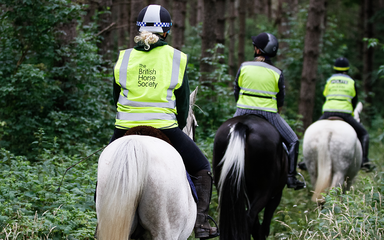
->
xmin=96 ymin=88 xmax=199 ymax=239
xmin=303 ymin=102 xmax=363 ymax=202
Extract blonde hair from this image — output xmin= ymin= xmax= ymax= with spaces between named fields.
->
xmin=134 ymin=31 xmax=160 ymax=50
xmin=254 ymin=46 xmax=265 ymax=62
xmin=255 ymin=56 xmax=265 ymax=62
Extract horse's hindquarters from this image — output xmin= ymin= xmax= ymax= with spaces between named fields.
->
xmin=138 ymin=140 xmax=197 ymax=239
xmin=96 ymin=136 xmax=196 ymax=240
xmin=303 ymin=120 xmax=362 ymax=202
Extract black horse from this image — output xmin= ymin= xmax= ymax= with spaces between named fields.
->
xmin=213 ymin=114 xmax=287 ymax=240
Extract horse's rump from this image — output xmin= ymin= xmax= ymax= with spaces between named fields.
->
xmin=303 ymin=120 xmax=362 ymax=202
xmin=213 ymin=115 xmax=287 ymax=239
xmin=96 ymin=135 xmax=196 ymax=239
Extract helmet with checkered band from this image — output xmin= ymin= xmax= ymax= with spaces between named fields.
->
xmin=136 ymin=5 xmax=172 ymax=33
xmin=251 ymin=32 xmax=279 ymax=57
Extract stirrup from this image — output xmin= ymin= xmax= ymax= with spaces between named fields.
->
xmin=199 ymin=215 xmax=220 ymax=239
xmin=361 ymin=162 xmax=376 ymax=172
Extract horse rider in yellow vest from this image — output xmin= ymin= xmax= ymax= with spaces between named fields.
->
xmin=108 ymin=5 xmax=218 ymax=239
xmin=320 ymin=57 xmax=374 ymax=172
xmin=233 ymin=32 xmax=305 ymax=190
xmin=299 ymin=57 xmax=375 ymax=172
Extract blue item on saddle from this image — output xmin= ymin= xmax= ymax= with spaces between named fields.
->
xmin=186 ymin=172 xmax=198 ymax=203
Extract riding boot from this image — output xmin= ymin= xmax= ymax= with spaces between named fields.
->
xmin=192 ymin=170 xmax=219 ymax=239
xmin=287 ymin=141 xmax=305 ymax=190
xmin=360 ymin=134 xmax=376 ymax=172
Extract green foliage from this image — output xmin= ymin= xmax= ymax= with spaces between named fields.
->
xmin=0 ymin=146 xmax=98 ymax=239
xmin=0 ymin=0 xmax=114 ymax=157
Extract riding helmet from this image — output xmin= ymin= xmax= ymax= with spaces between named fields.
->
xmin=251 ymin=32 xmax=279 ymax=57
xmin=333 ymin=57 xmax=350 ymax=72
xmin=136 ymin=5 xmax=172 ymax=33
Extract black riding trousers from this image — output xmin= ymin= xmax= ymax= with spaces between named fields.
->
xmin=110 ymin=127 xmax=211 ymax=175
xmin=318 ymin=112 xmax=368 ymax=140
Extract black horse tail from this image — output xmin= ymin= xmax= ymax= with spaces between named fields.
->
xmin=217 ymin=122 xmax=249 ymax=240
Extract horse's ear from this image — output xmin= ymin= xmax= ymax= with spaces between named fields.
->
xmin=353 ymin=102 xmax=363 ymax=123
xmin=190 ymin=86 xmax=198 ymax=106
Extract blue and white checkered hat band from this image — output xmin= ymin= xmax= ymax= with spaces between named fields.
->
xmin=136 ymin=21 xmax=171 ymax=27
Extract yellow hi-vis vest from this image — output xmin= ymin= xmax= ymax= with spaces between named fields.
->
xmin=322 ymin=74 xmax=356 ymax=114
xmin=237 ymin=61 xmax=281 ymax=113
xmin=114 ymin=45 xmax=187 ymax=129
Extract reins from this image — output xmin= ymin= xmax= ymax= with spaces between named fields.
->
xmin=57 ymin=145 xmax=106 ymax=192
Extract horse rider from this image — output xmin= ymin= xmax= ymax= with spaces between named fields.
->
xmin=233 ymin=32 xmax=305 ymax=190
xmin=107 ymin=5 xmax=218 ymax=239
xmin=299 ymin=57 xmax=375 ymax=172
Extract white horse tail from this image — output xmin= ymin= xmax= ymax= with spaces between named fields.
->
xmin=97 ymin=137 xmax=149 ymax=240
xmin=218 ymin=122 xmax=248 ymax=240
xmin=312 ymin=132 xmax=332 ymax=202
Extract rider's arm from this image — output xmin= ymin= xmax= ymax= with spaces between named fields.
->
xmin=276 ymin=73 xmax=285 ymax=110
xmin=175 ymin=69 xmax=190 ymax=130
xmin=352 ymin=81 xmax=358 ymax=109
xmin=113 ymin=73 xmax=120 ymax=109
xmin=234 ymin=68 xmax=241 ymax=102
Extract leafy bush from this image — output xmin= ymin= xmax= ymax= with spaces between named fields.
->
xmin=0 ymin=0 xmax=114 ymax=158
xmin=0 ymin=146 xmax=98 ymax=239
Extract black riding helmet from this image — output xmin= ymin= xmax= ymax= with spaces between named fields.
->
xmin=136 ymin=5 xmax=172 ymax=33
xmin=251 ymin=32 xmax=279 ymax=57
xmin=333 ymin=57 xmax=350 ymax=72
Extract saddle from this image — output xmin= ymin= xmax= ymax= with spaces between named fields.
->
xmin=326 ymin=116 xmax=344 ymax=121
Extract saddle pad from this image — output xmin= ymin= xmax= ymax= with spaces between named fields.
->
xmin=186 ymin=171 xmax=198 ymax=203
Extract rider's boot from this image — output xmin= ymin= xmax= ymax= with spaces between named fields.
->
xmin=192 ymin=170 xmax=219 ymax=239
xmin=287 ymin=141 xmax=305 ymax=190
xmin=360 ymin=134 xmax=376 ymax=172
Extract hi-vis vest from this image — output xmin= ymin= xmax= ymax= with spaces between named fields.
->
xmin=114 ymin=45 xmax=187 ymax=129
xmin=237 ymin=61 xmax=281 ymax=113
xmin=322 ymin=74 xmax=356 ymax=114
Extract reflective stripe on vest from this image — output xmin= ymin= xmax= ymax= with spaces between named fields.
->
xmin=114 ymin=45 xmax=187 ymax=129
xmin=322 ymin=74 xmax=355 ymax=114
xmin=237 ymin=61 xmax=280 ymax=113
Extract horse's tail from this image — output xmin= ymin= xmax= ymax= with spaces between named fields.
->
xmin=312 ymin=132 xmax=333 ymax=202
xmin=97 ymin=138 xmax=148 ymax=240
xmin=217 ymin=122 xmax=249 ymax=240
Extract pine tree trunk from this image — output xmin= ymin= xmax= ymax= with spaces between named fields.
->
xmin=197 ymin=0 xmax=204 ymax=24
xmin=228 ymin=0 xmax=236 ymax=77
xmin=130 ymin=0 xmax=144 ymax=48
xmin=298 ymin=0 xmax=326 ymax=131
xmin=199 ymin=0 xmax=216 ymax=87
xmin=172 ymin=0 xmax=186 ymax=50
xmin=216 ymin=0 xmax=226 ymax=63
xmin=237 ymin=0 xmax=246 ymax=67
xmin=188 ymin=0 xmax=197 ymax=27
xmin=118 ymin=0 xmax=130 ymax=49
xmin=362 ymin=0 xmax=374 ymax=125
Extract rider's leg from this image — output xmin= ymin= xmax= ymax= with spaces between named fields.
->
xmin=258 ymin=111 xmax=304 ymax=190
xmin=330 ymin=112 xmax=376 ymax=171
xmin=286 ymin=140 xmax=305 ymax=190
xmin=161 ymin=127 xmax=219 ymax=239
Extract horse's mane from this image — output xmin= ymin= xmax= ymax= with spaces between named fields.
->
xmin=125 ymin=126 xmax=172 ymax=145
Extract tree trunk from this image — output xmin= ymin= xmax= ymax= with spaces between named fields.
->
xmin=228 ymin=0 xmax=236 ymax=77
xmin=362 ymin=0 xmax=374 ymax=125
xmin=216 ymin=0 xmax=226 ymax=63
xmin=172 ymin=0 xmax=187 ymax=50
xmin=298 ymin=0 xmax=326 ymax=131
xmin=118 ymin=0 xmax=130 ymax=49
xmin=237 ymin=0 xmax=246 ymax=67
xmin=188 ymin=0 xmax=197 ymax=27
xmin=199 ymin=0 xmax=216 ymax=87
xmin=130 ymin=0 xmax=144 ymax=48
xmin=197 ymin=0 xmax=204 ymax=24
